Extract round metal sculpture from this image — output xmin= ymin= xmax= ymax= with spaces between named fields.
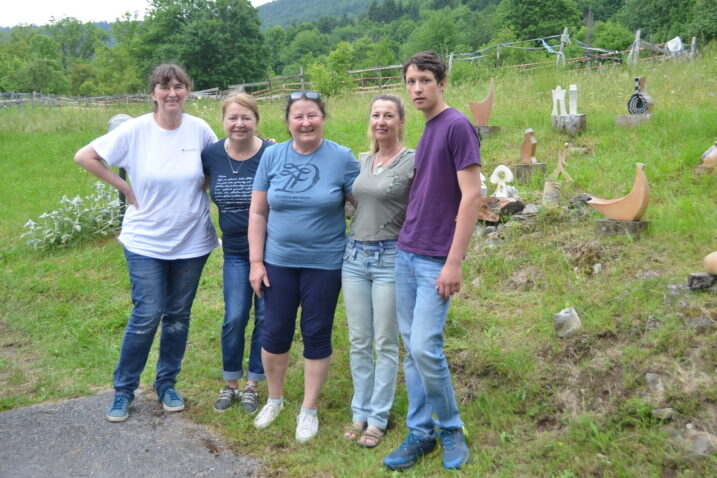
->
xmin=627 ymin=77 xmax=653 ymax=114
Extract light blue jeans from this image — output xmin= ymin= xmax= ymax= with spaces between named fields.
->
xmin=395 ymin=249 xmax=464 ymax=439
xmin=222 ymin=254 xmax=265 ymax=382
xmin=342 ymin=238 xmax=399 ymax=429
xmin=114 ymin=248 xmax=209 ymax=400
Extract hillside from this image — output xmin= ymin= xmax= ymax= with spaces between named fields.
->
xmin=257 ymin=0 xmax=370 ymax=29
xmin=1 ymin=49 xmax=717 ymax=476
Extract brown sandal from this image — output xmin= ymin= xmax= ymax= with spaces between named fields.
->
xmin=357 ymin=426 xmax=385 ymax=448
xmin=343 ymin=421 xmax=367 ymax=441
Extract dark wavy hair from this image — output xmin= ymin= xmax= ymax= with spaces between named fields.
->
xmin=402 ymin=51 xmax=447 ymax=83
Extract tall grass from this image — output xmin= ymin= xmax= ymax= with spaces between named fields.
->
xmin=2 ymin=47 xmax=717 ymax=477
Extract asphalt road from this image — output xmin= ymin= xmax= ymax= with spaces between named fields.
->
xmin=0 ymin=390 xmax=264 ymax=478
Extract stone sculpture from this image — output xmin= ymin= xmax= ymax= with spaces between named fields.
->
xmin=588 ymin=163 xmax=650 ymax=221
xmin=490 ymin=165 xmax=518 ymax=199
xmin=701 ymin=142 xmax=717 ymax=168
xmin=627 ymin=77 xmax=653 ymax=114
xmin=519 ymin=129 xmax=538 ymax=164
xmin=552 ymin=84 xmax=586 ymax=135
xmin=705 ymin=251 xmax=717 ymax=275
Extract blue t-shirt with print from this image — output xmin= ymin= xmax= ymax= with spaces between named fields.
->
xmin=253 ymin=139 xmax=359 ymax=269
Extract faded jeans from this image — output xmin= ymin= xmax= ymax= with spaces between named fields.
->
xmin=222 ymin=254 xmax=265 ymax=382
xmin=342 ymin=238 xmax=399 ymax=429
xmin=395 ymin=248 xmax=464 ymax=439
xmin=114 ymin=248 xmax=209 ymax=399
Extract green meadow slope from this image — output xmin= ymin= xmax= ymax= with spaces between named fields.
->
xmin=1 ymin=50 xmax=717 ymax=477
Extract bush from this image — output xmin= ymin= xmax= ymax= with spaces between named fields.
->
xmin=21 ymin=181 xmax=124 ymax=250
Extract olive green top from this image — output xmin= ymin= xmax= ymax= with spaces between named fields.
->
xmin=348 ymin=149 xmax=415 ymax=242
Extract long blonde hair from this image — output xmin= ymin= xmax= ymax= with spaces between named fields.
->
xmin=368 ymin=94 xmax=406 ymax=155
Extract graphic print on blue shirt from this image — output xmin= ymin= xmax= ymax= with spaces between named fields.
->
xmin=277 ymin=162 xmax=320 ymax=193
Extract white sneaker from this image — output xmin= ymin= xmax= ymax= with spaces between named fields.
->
xmin=254 ymin=400 xmax=283 ymax=429
xmin=295 ymin=411 xmax=319 ymax=442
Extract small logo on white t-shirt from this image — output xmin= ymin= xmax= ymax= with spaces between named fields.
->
xmin=181 ymin=148 xmax=198 ymax=153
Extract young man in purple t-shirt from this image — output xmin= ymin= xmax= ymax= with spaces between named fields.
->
xmin=383 ymin=51 xmax=482 ymax=471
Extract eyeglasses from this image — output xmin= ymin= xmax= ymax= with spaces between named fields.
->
xmin=288 ymin=91 xmax=321 ymax=101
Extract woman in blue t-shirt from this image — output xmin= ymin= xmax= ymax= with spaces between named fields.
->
xmin=202 ymin=93 xmax=271 ymax=414
xmin=248 ymin=91 xmax=360 ymax=442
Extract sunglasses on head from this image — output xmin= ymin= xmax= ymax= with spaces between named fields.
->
xmin=289 ymin=91 xmax=321 ymax=101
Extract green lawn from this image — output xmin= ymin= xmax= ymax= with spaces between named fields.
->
xmin=1 ymin=48 xmax=717 ymax=477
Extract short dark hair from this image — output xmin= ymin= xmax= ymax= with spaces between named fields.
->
xmin=402 ymin=51 xmax=447 ymax=83
xmin=148 ymin=63 xmax=193 ymax=112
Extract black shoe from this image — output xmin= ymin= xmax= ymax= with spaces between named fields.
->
xmin=213 ymin=386 xmax=238 ymax=412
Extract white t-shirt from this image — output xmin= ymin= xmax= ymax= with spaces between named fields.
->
xmin=91 ymin=112 xmax=219 ymax=259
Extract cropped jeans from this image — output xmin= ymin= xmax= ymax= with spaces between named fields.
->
xmin=222 ymin=254 xmax=265 ymax=382
xmin=114 ymin=248 xmax=209 ymax=400
xmin=395 ymin=248 xmax=464 ymax=439
xmin=342 ymin=238 xmax=399 ymax=430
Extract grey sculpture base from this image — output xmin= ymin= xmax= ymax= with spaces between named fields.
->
xmin=513 ymin=163 xmax=547 ymax=184
xmin=552 ymin=114 xmax=586 ymax=135
xmin=595 ymin=219 xmax=648 ymax=237
xmin=616 ymin=114 xmax=651 ymax=128
xmin=474 ymin=125 xmax=501 ymax=137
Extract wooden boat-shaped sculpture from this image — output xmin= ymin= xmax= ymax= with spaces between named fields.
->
xmin=469 ymin=78 xmax=494 ymax=126
xmin=587 ymin=163 xmax=649 ymax=221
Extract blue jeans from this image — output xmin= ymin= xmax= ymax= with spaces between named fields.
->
xmin=395 ymin=249 xmax=463 ymax=439
xmin=114 ymin=249 xmax=209 ymax=399
xmin=222 ymin=254 xmax=265 ymax=382
xmin=342 ymin=239 xmax=399 ymax=430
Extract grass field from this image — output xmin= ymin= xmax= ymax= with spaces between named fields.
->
xmin=2 ymin=48 xmax=717 ymax=477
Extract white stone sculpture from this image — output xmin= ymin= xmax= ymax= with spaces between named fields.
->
xmin=490 ymin=165 xmax=518 ymax=199
xmin=551 ymin=86 xmax=567 ymax=116
xmin=568 ymin=84 xmax=578 ymax=115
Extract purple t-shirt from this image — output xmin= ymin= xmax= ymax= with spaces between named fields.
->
xmin=397 ymin=107 xmax=481 ymax=257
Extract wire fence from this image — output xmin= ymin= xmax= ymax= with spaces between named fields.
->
xmin=1 ymin=29 xmax=697 ymax=108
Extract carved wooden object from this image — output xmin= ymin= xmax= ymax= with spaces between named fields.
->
xmin=548 ymin=142 xmax=574 ymax=182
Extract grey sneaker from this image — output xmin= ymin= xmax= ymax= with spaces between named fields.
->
xmin=214 ymin=386 xmax=239 ymax=412
xmin=240 ymin=386 xmax=259 ymax=414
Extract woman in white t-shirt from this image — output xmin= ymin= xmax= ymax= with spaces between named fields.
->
xmin=74 ymin=64 xmax=218 ymax=423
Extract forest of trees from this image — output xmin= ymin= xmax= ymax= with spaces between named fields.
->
xmin=1 ymin=0 xmax=715 ymax=95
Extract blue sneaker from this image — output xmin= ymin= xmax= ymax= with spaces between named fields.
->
xmin=383 ymin=432 xmax=437 ymax=470
xmin=159 ymin=387 xmax=185 ymax=412
xmin=106 ymin=394 xmax=132 ymax=422
xmin=439 ymin=427 xmax=470 ymax=469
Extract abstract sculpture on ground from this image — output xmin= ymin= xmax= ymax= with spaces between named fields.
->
xmin=469 ymin=78 xmax=500 ymax=136
xmin=617 ymin=77 xmax=653 ymax=127
xmin=490 ymin=165 xmax=518 ymax=199
xmin=627 ymin=77 xmax=653 ymax=114
xmin=588 ymin=163 xmax=650 ymax=221
xmin=548 ymin=143 xmax=574 ymax=182
xmin=552 ymin=84 xmax=586 ymax=135
xmin=519 ymin=129 xmax=538 ymax=164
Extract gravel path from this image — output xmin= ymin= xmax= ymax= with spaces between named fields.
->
xmin=0 ymin=390 xmax=264 ymax=478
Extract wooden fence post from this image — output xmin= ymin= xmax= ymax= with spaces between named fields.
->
xmin=690 ymin=37 xmax=697 ymax=59
xmin=627 ymin=29 xmax=641 ymax=66
xmin=557 ymin=27 xmax=568 ymax=67
xmin=496 ymin=44 xmax=501 ymax=67
xmin=448 ymin=53 xmax=454 ymax=72
xmin=300 ymin=66 xmax=305 ymax=90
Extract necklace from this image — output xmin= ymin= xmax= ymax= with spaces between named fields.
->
xmin=373 ymin=146 xmax=402 ymax=175
xmin=225 ymin=139 xmax=249 ymax=175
